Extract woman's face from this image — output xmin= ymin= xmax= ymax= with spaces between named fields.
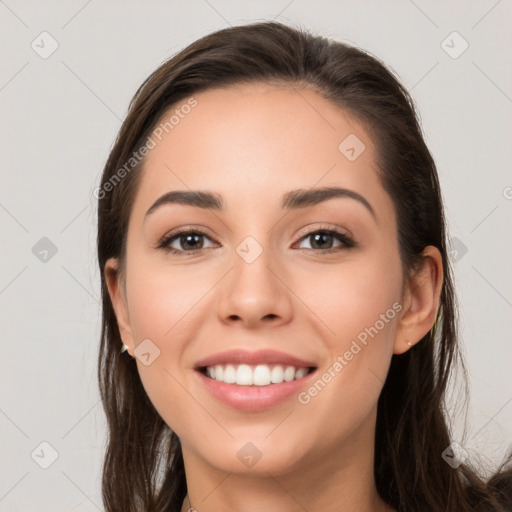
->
xmin=107 ymin=82 xmax=409 ymax=477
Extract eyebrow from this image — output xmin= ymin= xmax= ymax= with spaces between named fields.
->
xmin=145 ymin=186 xmax=377 ymax=222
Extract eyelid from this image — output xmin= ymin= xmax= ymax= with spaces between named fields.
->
xmin=294 ymin=223 xmax=354 ymax=242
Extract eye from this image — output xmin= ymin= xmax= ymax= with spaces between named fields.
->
xmin=295 ymin=228 xmax=355 ymax=253
xmin=157 ymin=226 xmax=356 ymax=256
xmin=157 ymin=228 xmax=217 ymax=254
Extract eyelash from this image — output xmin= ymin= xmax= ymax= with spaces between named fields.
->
xmin=157 ymin=226 xmax=356 ymax=255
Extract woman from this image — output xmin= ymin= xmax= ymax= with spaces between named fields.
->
xmin=96 ymin=21 xmax=511 ymax=511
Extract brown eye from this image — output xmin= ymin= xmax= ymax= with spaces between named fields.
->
xmin=158 ymin=229 xmax=216 ymax=254
xmin=157 ymin=227 xmax=355 ymax=256
xmin=296 ymin=229 xmax=355 ymax=253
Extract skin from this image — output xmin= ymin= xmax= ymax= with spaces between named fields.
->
xmin=105 ymin=82 xmax=443 ymax=512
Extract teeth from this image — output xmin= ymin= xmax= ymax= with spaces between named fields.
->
xmin=204 ymin=364 xmax=312 ymax=386
xmin=270 ymin=365 xmax=283 ymax=384
xmin=224 ymin=364 xmax=236 ymax=383
xmin=236 ymin=364 xmax=253 ymax=385
xmin=284 ymin=366 xmax=295 ymax=382
xmin=295 ymin=367 xmax=308 ymax=379
xmin=253 ymin=365 xmax=271 ymax=386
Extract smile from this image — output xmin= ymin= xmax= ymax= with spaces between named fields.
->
xmin=193 ymin=349 xmax=319 ymax=411
xmin=199 ymin=364 xmax=314 ymax=386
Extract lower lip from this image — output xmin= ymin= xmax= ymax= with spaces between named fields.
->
xmin=195 ymin=369 xmax=317 ymax=411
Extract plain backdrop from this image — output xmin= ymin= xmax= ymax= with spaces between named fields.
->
xmin=1 ymin=1 xmax=511 ymax=510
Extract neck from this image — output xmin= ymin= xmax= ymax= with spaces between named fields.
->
xmin=178 ymin=410 xmax=394 ymax=512
xmin=181 ymin=475 xmax=391 ymax=512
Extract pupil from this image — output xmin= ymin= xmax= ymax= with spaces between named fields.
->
xmin=312 ymin=233 xmax=332 ymax=249
xmin=183 ymin=234 xmax=201 ymax=250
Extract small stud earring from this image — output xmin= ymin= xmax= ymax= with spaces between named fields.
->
xmin=121 ymin=344 xmax=129 ymax=354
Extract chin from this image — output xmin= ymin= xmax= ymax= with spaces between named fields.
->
xmin=196 ymin=437 xmax=313 ymax=477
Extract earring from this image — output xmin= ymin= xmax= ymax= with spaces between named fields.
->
xmin=187 ymin=495 xmax=197 ymax=512
xmin=121 ymin=344 xmax=130 ymax=354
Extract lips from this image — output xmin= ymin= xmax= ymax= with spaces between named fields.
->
xmin=193 ymin=349 xmax=318 ymax=411
xmin=194 ymin=348 xmax=317 ymax=370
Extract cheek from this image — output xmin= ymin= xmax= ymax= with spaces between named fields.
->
xmin=125 ymin=254 xmax=215 ymax=344
xmin=296 ymin=250 xmax=402 ymax=348
xmin=294 ymin=252 xmax=401 ymax=415
xmin=123 ymin=255 xmax=219 ymax=433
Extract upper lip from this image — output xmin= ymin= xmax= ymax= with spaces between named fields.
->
xmin=194 ymin=349 xmax=317 ymax=370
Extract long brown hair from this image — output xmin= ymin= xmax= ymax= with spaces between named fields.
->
xmin=96 ymin=21 xmax=512 ymax=511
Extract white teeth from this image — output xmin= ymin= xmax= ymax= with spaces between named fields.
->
xmin=295 ymin=367 xmax=308 ymax=379
xmin=204 ymin=364 xmax=312 ymax=386
xmin=236 ymin=364 xmax=253 ymax=385
xmin=284 ymin=366 xmax=295 ymax=382
xmin=270 ymin=365 xmax=284 ymax=384
xmin=223 ymin=364 xmax=236 ymax=384
xmin=253 ymin=365 xmax=271 ymax=386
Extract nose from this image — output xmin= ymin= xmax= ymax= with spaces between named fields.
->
xmin=216 ymin=247 xmax=294 ymax=330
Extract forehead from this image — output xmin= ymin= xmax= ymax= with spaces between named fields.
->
xmin=131 ymin=82 xmax=392 ymax=222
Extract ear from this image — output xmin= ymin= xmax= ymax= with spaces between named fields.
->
xmin=104 ymin=258 xmax=134 ymax=355
xmin=394 ymin=246 xmax=444 ymax=354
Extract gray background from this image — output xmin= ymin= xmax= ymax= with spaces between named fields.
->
xmin=1 ymin=1 xmax=511 ymax=510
